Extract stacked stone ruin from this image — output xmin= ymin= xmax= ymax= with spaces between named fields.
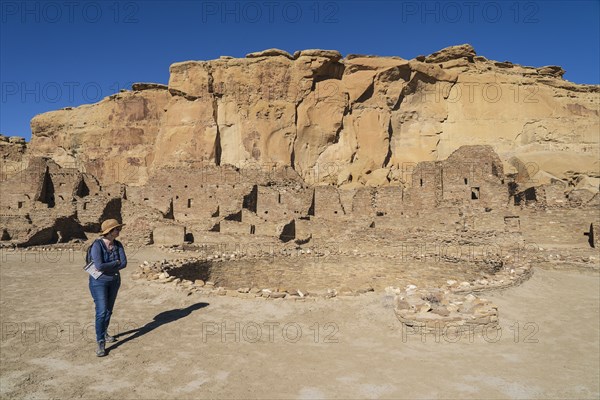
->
xmin=2 ymin=139 xmax=597 ymax=250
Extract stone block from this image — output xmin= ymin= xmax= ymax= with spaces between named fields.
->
xmin=153 ymin=225 xmax=185 ymax=246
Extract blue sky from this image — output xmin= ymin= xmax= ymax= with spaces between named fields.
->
xmin=1 ymin=0 xmax=599 ymax=141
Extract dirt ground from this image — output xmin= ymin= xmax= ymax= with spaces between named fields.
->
xmin=1 ymin=247 xmax=598 ymax=399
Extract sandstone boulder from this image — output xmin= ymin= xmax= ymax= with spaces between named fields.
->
xmin=132 ymin=82 xmax=169 ymax=91
xmin=424 ymin=44 xmax=476 ymax=63
xmin=294 ymin=49 xmax=342 ymax=61
xmin=537 ymin=65 xmax=566 ymax=78
xmin=246 ymin=49 xmax=294 ymax=59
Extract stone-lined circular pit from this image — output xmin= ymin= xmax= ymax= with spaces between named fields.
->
xmin=133 ymin=251 xmax=532 ymax=299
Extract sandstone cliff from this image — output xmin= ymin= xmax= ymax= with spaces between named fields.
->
xmin=26 ymin=45 xmax=599 ymax=188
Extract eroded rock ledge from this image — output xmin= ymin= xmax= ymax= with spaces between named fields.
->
xmin=25 ymin=44 xmax=599 ymax=188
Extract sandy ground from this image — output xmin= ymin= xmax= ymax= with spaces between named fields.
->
xmin=0 ymin=247 xmax=599 ymax=399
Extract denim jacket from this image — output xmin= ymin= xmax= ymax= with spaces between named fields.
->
xmin=90 ymin=239 xmax=127 ymax=280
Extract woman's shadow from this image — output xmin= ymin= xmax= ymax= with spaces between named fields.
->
xmin=106 ymin=302 xmax=209 ymax=353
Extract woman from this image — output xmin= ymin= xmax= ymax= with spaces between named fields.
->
xmin=88 ymin=219 xmax=127 ymax=357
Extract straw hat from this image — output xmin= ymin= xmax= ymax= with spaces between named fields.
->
xmin=100 ymin=219 xmax=125 ymax=235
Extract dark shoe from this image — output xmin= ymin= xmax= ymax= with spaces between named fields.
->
xmin=105 ymin=334 xmax=116 ymax=343
xmin=96 ymin=341 xmax=106 ymax=357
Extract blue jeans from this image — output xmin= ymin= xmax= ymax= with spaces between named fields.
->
xmin=89 ymin=275 xmax=120 ymax=343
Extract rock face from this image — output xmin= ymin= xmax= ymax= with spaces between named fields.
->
xmin=26 ymin=44 xmax=599 ymax=187
xmin=0 ymin=134 xmax=27 ymax=164
xmin=2 ymin=45 xmax=599 ymax=251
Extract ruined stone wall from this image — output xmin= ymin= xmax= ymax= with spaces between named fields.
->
xmin=407 ymin=161 xmax=442 ymax=209
xmin=0 ymin=158 xmax=45 ymax=211
xmin=519 ymin=209 xmax=600 ymax=248
xmin=313 ymin=186 xmax=345 ymax=218
xmin=77 ymin=195 xmax=113 ymax=230
xmin=254 ymin=186 xmax=312 ymax=220
xmin=351 ymin=188 xmax=376 ymax=217
xmin=375 ymin=186 xmax=404 ymax=217
xmin=126 ymin=169 xmax=254 ymax=222
xmin=1 ymin=137 xmax=597 ymax=248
